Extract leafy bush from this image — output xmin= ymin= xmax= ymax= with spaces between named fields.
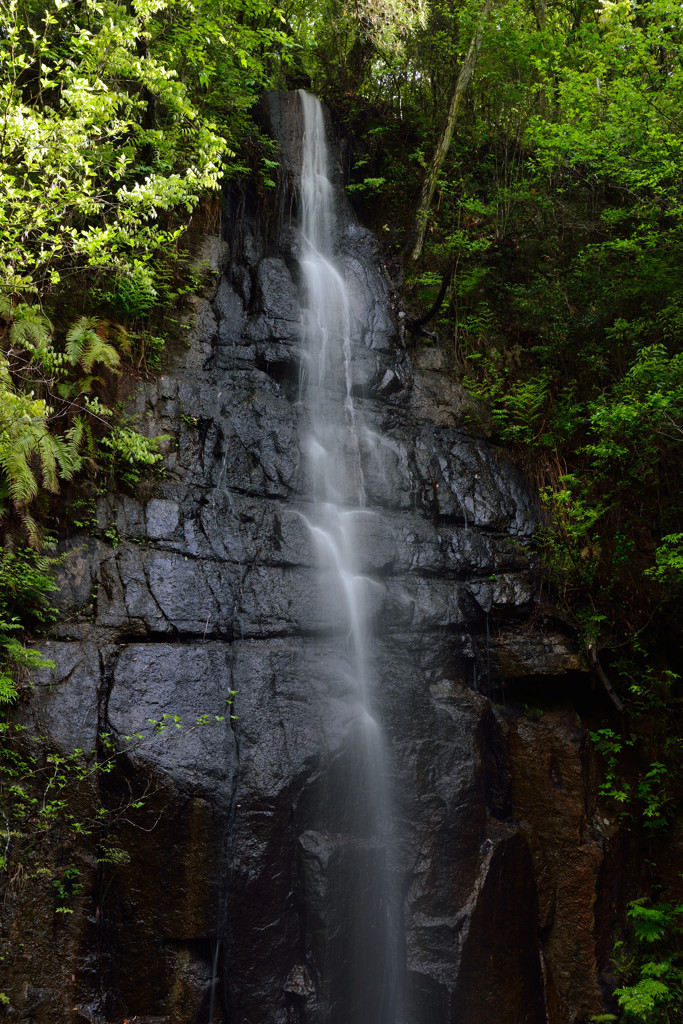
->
xmin=613 ymin=901 xmax=683 ymax=1023
xmin=99 ymin=426 xmax=170 ymax=489
xmin=0 ymin=364 xmax=84 ymax=547
xmin=0 ymin=547 xmax=60 ymax=705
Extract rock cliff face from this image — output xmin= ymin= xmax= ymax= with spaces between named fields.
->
xmin=4 ymin=92 xmax=620 ymax=1024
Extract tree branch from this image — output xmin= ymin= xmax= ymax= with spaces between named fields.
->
xmin=406 ymin=0 xmax=492 ymax=264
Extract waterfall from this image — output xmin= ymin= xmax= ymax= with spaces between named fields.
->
xmin=297 ymin=90 xmax=400 ymax=1024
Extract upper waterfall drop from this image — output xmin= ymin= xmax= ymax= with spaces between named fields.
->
xmin=299 ymin=91 xmax=336 ymax=261
xmin=298 ymin=89 xmax=363 ymax=507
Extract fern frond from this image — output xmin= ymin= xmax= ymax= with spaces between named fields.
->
xmin=66 ymin=315 xmax=120 ymax=373
xmin=17 ymin=507 xmax=42 ymax=549
xmin=78 ymin=419 xmax=96 ymax=462
xmin=65 ymin=316 xmax=97 ymax=365
xmin=0 ymin=673 xmax=18 ymax=704
xmin=9 ymin=304 xmax=52 ymax=352
xmin=65 ymin=418 xmax=85 ymax=451
xmin=36 ymin=432 xmax=59 ymax=493
xmin=53 ymin=428 xmax=83 ymax=479
xmin=76 ymin=375 xmax=96 ymax=394
xmin=67 ymin=315 xmax=101 ymax=338
xmin=113 ymin=323 xmax=132 ymax=355
xmin=82 ymin=336 xmax=120 ymax=374
xmin=0 ymin=294 xmax=13 ymax=322
xmin=0 ymin=442 xmax=40 ymax=506
xmin=0 ymin=354 xmax=11 ymax=388
xmin=56 ymin=380 xmax=78 ymax=399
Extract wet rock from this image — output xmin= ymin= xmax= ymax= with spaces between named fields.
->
xmin=344 ymin=251 xmax=395 ymax=353
xmin=53 ymin=539 xmax=101 ymax=615
xmin=107 ymin=643 xmax=236 ymax=791
xmin=284 ymin=964 xmax=315 ymax=997
xmin=146 ymin=498 xmax=180 ymax=539
xmin=256 ymin=257 xmax=301 ymax=324
xmin=506 ymin=711 xmax=607 ymax=1022
xmin=183 ymin=295 xmax=218 ymax=369
xmin=453 ymin=830 xmax=547 ymax=1024
xmin=412 ymin=368 xmax=493 ymax=436
xmin=19 ymin=641 xmax=102 ymax=753
xmin=195 ymin=233 xmax=231 ymax=295
xmin=214 ymin=278 xmax=245 ymax=345
xmin=491 ymin=629 xmax=587 ymax=677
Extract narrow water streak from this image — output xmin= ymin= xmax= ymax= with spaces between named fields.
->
xmin=296 ymin=89 xmax=399 ymax=1024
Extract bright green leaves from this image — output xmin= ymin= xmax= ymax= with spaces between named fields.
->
xmin=611 ymin=900 xmax=683 ymax=1021
xmin=0 ymin=355 xmax=84 ymax=546
xmin=584 ymin=344 xmax=683 ymax=478
xmin=52 ymin=865 xmax=82 ymax=914
xmin=7 ymin=304 xmax=52 ymax=355
xmin=615 ymin=974 xmax=673 ymax=1021
xmin=287 ymin=0 xmax=427 ymax=101
xmin=0 ymin=1 xmax=291 ymax=551
xmin=590 ymin=726 xmax=635 ymax=809
xmin=0 ymin=546 xmax=59 ymax=704
xmin=0 ymin=292 xmax=168 ymax=546
xmin=99 ymin=425 xmax=169 ymax=489
xmin=466 ymin=366 xmax=553 ymax=446
xmin=0 ymin=296 xmax=125 ymax=546
xmin=590 ymin=726 xmax=679 ymax=833
xmin=0 ymin=0 xmax=283 ymax=303
xmin=538 ymin=474 xmax=605 ymax=597
xmin=146 ymin=0 xmax=290 ymax=148
xmin=527 ymin=0 xmax=683 ymax=208
xmin=645 ymin=534 xmax=683 ymax=592
xmin=65 ymin=317 xmax=120 ymax=375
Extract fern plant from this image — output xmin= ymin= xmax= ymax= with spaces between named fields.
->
xmin=0 ymin=355 xmax=84 ymax=547
xmin=8 ymin=304 xmax=52 ymax=354
xmin=2 ymin=301 xmax=63 ymax=375
xmin=99 ymin=425 xmax=169 ymax=489
xmin=612 ymin=900 xmax=683 ymax=1022
xmin=65 ymin=316 xmax=121 ymax=374
xmin=0 ymin=547 xmax=60 ymax=704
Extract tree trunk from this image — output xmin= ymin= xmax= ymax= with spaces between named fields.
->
xmin=586 ymin=643 xmax=624 ymax=713
xmin=535 ymin=0 xmax=546 ymax=31
xmin=407 ymin=0 xmax=492 ymax=264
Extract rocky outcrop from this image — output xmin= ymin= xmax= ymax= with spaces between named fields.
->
xmin=1 ymin=92 xmax=618 ymax=1024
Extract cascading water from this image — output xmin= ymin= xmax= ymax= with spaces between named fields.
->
xmin=296 ymin=90 xmax=400 ymax=1024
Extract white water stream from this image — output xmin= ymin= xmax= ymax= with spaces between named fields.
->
xmin=297 ymin=90 xmax=399 ymax=1024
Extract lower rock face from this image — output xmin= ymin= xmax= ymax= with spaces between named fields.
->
xmin=3 ymin=93 xmax=619 ymax=1024
xmin=507 ymin=712 xmax=612 ymax=1023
